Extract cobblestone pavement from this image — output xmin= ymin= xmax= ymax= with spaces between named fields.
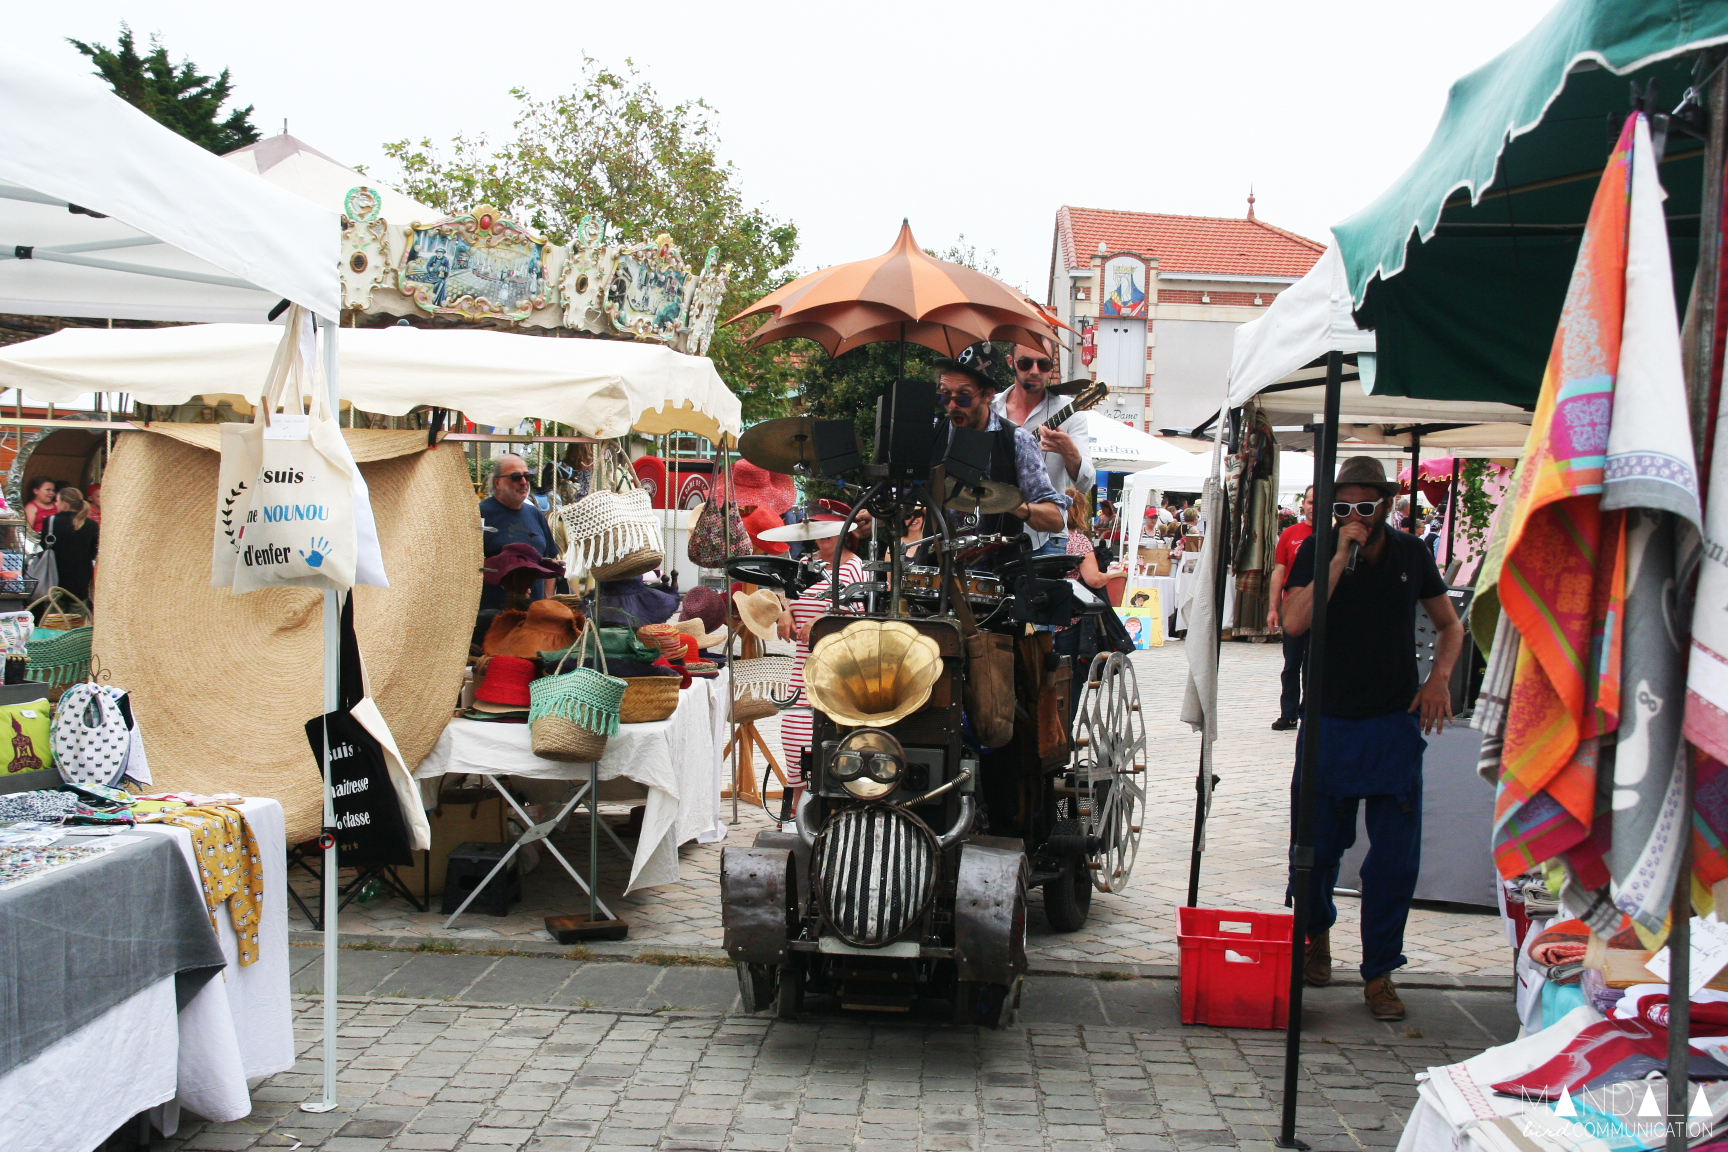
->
xmin=303 ymin=641 xmax=1508 ymax=982
xmin=145 ymin=944 xmax=1518 ymax=1152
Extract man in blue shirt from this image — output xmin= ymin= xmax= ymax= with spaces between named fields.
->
xmin=479 ymin=453 xmax=556 ymax=611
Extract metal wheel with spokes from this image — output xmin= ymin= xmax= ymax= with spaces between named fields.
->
xmin=1069 ymin=651 xmax=1147 ymax=892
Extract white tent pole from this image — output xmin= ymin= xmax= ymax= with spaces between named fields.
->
xmin=303 ymin=312 xmax=342 ymax=1114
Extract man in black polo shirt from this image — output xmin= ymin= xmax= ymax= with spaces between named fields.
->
xmin=1281 ymin=456 xmax=1463 ymax=1021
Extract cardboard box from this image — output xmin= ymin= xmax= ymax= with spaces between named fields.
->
xmin=418 ymin=787 xmax=506 ymax=897
xmin=1138 ymin=546 xmax=1172 ymax=577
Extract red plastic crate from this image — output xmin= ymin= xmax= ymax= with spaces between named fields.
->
xmin=1178 ymin=906 xmax=1294 ymax=1029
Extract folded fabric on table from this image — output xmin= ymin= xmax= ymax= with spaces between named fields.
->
xmin=1530 ymin=918 xmax=1591 ymax=982
xmin=1422 ymin=1005 xmax=1605 ymax=1128
xmin=1612 ymin=984 xmax=1728 ymax=1028
xmin=1490 ymin=1017 xmax=1728 ymax=1100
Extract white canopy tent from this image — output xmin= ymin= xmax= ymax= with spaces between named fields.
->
xmin=1088 ymin=419 xmax=1198 ymax=473
xmin=0 ymin=324 xmax=744 ymax=444
xmin=1227 ymin=244 xmax=1375 ymax=409
xmin=1116 ymin=451 xmax=1314 ymax=570
xmin=223 ymin=134 xmax=438 ymax=223
xmin=0 ymin=56 xmax=338 ymax=323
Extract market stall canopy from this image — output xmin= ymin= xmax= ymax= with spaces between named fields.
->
xmin=0 ymin=55 xmax=340 ymax=322
xmin=0 ymin=325 xmax=742 ymax=443
xmin=223 ymin=133 xmax=438 ymax=224
xmin=729 ymin=221 xmax=1058 ymax=357
xmin=1227 ymin=244 xmax=1375 ymax=409
xmin=1126 ymin=451 xmax=1314 ymax=499
xmin=1089 ymin=420 xmax=1198 ymax=473
xmin=1332 ymin=0 xmax=1728 ymax=405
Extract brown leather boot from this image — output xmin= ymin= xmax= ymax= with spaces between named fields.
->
xmin=1364 ymin=975 xmax=1405 ymax=1020
xmin=1303 ymin=931 xmax=1331 ymax=986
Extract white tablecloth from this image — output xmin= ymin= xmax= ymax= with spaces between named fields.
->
xmin=0 ymin=796 xmax=292 ymax=1150
xmin=416 ymin=674 xmax=728 ymax=892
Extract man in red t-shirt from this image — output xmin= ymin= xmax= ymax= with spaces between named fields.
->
xmin=1267 ymin=485 xmax=1315 ymax=730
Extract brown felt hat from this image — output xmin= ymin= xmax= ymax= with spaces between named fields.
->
xmin=487 ymin=598 xmax=579 ymax=659
xmin=1334 ymin=456 xmax=1398 ymax=497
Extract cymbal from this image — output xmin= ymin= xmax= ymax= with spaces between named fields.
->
xmin=757 ymin=520 xmax=842 ymax=542
xmin=738 ymin=416 xmax=817 ymax=474
xmin=945 ymin=478 xmax=1023 ymax=516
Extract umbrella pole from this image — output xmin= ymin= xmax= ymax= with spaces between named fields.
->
xmin=1446 ymin=459 xmax=1459 ymax=569
xmin=1276 ymin=350 xmax=1343 ymax=1150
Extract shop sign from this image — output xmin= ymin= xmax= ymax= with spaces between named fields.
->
xmin=1100 ymin=254 xmax=1148 ymax=318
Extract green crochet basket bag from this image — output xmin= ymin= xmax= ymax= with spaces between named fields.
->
xmin=25 ymin=587 xmax=93 ymax=691
xmin=529 ymin=620 xmax=626 ymax=763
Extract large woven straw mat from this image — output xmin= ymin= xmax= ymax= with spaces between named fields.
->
xmin=95 ymin=428 xmax=480 ymax=843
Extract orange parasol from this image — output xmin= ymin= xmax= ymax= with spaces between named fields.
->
xmin=727 ymin=221 xmax=1061 ymax=358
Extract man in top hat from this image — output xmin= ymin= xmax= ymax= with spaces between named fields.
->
xmin=994 ymin=340 xmax=1093 ymax=554
xmin=1279 ymin=456 xmax=1463 ymax=1022
xmin=933 ymin=344 xmax=1068 ymax=546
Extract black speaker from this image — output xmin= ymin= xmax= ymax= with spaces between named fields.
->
xmin=943 ymin=425 xmax=994 ymax=488
xmin=812 ymin=419 xmax=862 ymax=477
xmin=875 ymin=379 xmax=938 ymax=479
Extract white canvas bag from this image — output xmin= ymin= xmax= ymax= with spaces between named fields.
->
xmin=215 ymin=308 xmax=387 ymax=593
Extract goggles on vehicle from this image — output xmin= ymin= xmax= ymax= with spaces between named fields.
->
xmin=830 ymin=729 xmax=906 ymax=800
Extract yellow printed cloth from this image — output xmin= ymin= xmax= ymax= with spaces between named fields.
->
xmin=156 ymin=805 xmax=264 ymax=966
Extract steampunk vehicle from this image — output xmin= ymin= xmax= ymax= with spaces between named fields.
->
xmin=719 ymin=392 xmax=1147 ymax=1028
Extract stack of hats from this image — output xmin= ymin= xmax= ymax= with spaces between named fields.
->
xmin=483 ymin=599 xmax=580 ymax=658
xmin=637 ymin=623 xmax=686 ymax=659
xmin=465 ymin=656 xmax=536 ymax=722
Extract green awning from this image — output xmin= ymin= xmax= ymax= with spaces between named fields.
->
xmin=1333 ymin=0 xmax=1728 ymax=406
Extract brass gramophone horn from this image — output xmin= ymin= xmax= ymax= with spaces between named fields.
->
xmin=804 ymin=621 xmax=942 ymax=728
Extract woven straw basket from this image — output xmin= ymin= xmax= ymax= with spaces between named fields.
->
xmin=619 ymin=676 xmax=681 ymax=723
xmin=529 ymin=715 xmax=610 ymax=762
xmin=529 ymin=624 xmax=625 ymax=762
xmin=95 ymin=429 xmax=479 ymax=843
xmin=729 ymin=694 xmax=778 ymax=724
xmin=591 ymin=545 xmax=664 ymax=582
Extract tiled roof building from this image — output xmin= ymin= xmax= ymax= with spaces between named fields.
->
xmin=1046 ymin=200 xmax=1324 ymax=434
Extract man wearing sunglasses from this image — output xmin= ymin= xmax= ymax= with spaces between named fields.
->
xmin=994 ymin=343 xmax=1093 ymax=554
xmin=931 ymin=346 xmax=1068 ymax=545
xmin=479 ymin=452 xmax=558 ymax=610
xmin=1279 ymin=456 xmax=1463 ymax=1023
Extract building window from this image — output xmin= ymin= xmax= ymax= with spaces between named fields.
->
xmin=1073 ymin=286 xmax=1088 ymax=301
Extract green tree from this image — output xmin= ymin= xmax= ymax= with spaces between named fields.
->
xmin=68 ymin=26 xmax=259 ymax=153
xmin=382 ymin=59 xmax=800 ymax=423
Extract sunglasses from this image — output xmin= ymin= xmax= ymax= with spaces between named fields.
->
xmin=1332 ymin=499 xmax=1384 ymax=518
xmin=937 ymin=391 xmax=978 ymax=408
xmin=1016 ymin=357 xmax=1053 ymax=372
xmin=498 ymin=472 xmax=532 ymax=483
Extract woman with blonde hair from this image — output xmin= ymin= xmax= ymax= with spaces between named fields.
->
xmin=44 ymin=486 xmax=99 ymax=605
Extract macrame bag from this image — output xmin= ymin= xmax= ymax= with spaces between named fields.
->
xmin=558 ymin=442 xmax=663 ymax=579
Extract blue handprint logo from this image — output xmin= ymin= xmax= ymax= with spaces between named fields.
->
xmin=299 ymin=537 xmax=331 ymax=568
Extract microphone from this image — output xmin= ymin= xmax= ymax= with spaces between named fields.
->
xmin=1345 ymin=541 xmax=1360 ymax=575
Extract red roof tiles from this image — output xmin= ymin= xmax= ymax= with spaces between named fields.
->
xmin=1055 ymin=206 xmax=1324 ymax=279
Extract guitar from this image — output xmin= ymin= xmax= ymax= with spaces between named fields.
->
xmin=1026 ymin=381 xmax=1110 ymax=432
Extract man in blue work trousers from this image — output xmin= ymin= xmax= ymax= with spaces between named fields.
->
xmin=1279 ymin=456 xmax=1463 ymax=1021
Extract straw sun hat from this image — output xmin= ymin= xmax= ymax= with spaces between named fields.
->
xmin=733 ymin=589 xmax=786 ymax=642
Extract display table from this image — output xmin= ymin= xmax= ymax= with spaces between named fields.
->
xmin=416 ymin=673 xmax=728 ymax=898
xmin=0 ymin=796 xmax=291 ymax=1150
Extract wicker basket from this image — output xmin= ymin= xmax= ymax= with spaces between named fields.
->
xmin=530 ymin=715 xmax=610 ymax=762
xmin=592 ymin=545 xmax=664 ymax=582
xmin=729 ymin=694 xmax=778 ymax=724
xmin=619 ymin=676 xmax=681 ymax=723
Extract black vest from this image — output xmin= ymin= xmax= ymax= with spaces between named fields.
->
xmin=932 ymin=416 xmax=1024 ymax=543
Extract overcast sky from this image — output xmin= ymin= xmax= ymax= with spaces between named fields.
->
xmin=14 ymin=0 xmax=1557 ymax=295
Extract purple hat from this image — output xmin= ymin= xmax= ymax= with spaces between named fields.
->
xmin=680 ymin=586 xmax=725 ymax=633
xmin=484 ymin=543 xmax=564 ymax=586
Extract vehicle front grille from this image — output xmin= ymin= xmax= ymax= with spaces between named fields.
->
xmin=813 ymin=803 xmax=938 ymax=948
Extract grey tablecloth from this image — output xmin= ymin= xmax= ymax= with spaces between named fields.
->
xmin=0 ymin=833 xmax=225 ymax=1075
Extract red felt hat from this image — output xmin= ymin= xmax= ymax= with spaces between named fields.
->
xmin=484 ymin=543 xmax=564 ymax=585
xmin=741 ymin=507 xmax=790 ymax=554
xmin=809 ymin=498 xmax=853 ymax=523
xmin=473 ymin=656 xmax=536 ymax=712
xmin=717 ymin=460 xmax=796 ymax=516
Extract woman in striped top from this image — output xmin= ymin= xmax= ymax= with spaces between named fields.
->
xmin=777 ymin=504 xmax=864 ymax=786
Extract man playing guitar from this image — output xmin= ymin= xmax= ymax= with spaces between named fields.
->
xmin=994 ymin=341 xmax=1096 ymax=554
